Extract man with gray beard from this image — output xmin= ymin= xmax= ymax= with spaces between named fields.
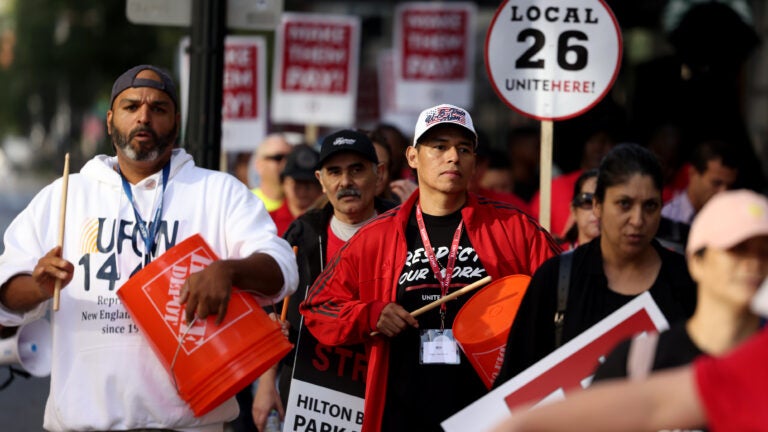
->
xmin=251 ymin=129 xmax=394 ymax=431
xmin=0 ymin=64 xmax=298 ymax=431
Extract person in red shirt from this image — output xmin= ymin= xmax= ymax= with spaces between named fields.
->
xmin=492 ymin=325 xmax=768 ymax=432
xmin=268 ymin=145 xmax=322 ymax=236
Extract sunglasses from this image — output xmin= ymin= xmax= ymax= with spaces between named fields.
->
xmin=263 ymin=154 xmax=288 ymax=162
xmin=573 ymin=192 xmax=594 ymax=210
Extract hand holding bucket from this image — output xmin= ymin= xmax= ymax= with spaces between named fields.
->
xmin=117 ymin=234 xmax=292 ymax=417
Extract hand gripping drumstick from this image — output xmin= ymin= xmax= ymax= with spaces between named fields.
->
xmin=370 ymin=275 xmax=492 ymax=337
xmin=53 ymin=153 xmax=70 ymax=311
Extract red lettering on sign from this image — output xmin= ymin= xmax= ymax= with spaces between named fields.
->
xmin=312 ymin=344 xmax=368 ymax=383
xmin=281 ymin=22 xmax=352 ymax=94
xmin=223 ymin=44 xmax=259 ymax=119
xmin=401 ymin=9 xmax=468 ymax=80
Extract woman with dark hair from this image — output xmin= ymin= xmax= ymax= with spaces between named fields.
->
xmin=561 ymin=169 xmax=600 ymax=249
xmin=493 ymin=143 xmax=697 ymax=386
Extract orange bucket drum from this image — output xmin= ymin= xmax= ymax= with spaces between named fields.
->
xmin=453 ymin=274 xmax=531 ymax=388
xmin=117 ymin=234 xmax=292 ymax=416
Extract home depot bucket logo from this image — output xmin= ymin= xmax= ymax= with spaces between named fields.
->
xmin=140 ymin=246 xmax=254 ymax=355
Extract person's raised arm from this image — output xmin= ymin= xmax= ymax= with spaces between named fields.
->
xmin=492 ymin=366 xmax=705 ymax=432
xmin=0 ymin=246 xmax=74 ymax=312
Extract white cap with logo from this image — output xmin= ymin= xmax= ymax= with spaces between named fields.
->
xmin=412 ymin=104 xmax=477 ymax=147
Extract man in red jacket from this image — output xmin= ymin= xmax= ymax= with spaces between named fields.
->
xmin=300 ymin=103 xmax=560 ymax=432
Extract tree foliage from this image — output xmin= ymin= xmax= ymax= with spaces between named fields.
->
xmin=0 ymin=0 xmax=184 ymax=162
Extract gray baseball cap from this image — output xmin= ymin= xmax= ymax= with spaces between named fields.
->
xmin=110 ymin=64 xmax=179 ymax=110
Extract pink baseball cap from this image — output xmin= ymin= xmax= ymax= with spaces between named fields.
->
xmin=412 ymin=104 xmax=477 ymax=147
xmin=686 ymin=189 xmax=768 ymax=255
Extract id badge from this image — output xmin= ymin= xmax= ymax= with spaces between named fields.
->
xmin=420 ymin=329 xmax=460 ymax=365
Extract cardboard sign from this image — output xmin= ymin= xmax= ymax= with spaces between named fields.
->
xmin=442 ymin=292 xmax=669 ymax=432
xmin=485 ymin=0 xmax=622 ymax=120
xmin=393 ymin=2 xmax=476 ymax=111
xmin=271 ymin=12 xmax=360 ymax=127
xmin=283 ymin=322 xmax=365 ymax=432
xmin=179 ymin=36 xmax=268 ymax=152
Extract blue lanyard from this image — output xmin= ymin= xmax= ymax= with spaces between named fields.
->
xmin=119 ymin=162 xmax=170 ymax=266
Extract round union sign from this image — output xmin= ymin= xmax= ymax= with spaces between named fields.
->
xmin=485 ymin=0 xmax=622 ymax=121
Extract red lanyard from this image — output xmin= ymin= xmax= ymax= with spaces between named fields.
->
xmin=415 ymin=204 xmax=464 ymax=318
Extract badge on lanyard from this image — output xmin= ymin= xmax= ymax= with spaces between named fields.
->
xmin=420 ymin=329 xmax=461 ymax=365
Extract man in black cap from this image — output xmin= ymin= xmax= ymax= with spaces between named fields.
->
xmin=0 ymin=65 xmax=298 ymax=431
xmin=251 ymin=129 xmax=394 ymax=431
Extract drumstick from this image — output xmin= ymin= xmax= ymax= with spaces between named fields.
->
xmin=370 ymin=275 xmax=492 ymax=336
xmin=280 ymin=295 xmax=290 ymax=321
xmin=53 ymin=153 xmax=70 ymax=311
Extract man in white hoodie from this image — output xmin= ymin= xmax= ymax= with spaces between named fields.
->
xmin=0 ymin=65 xmax=298 ymax=431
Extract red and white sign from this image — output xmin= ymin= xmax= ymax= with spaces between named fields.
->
xmin=271 ymin=13 xmax=360 ymax=127
xmin=485 ymin=0 xmax=622 ymax=121
xmin=179 ymin=36 xmax=267 ymax=152
xmin=442 ymin=292 xmax=668 ymax=432
xmin=393 ymin=2 xmax=476 ymax=111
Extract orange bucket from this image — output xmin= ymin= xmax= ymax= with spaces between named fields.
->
xmin=453 ymin=274 xmax=530 ymax=389
xmin=117 ymin=234 xmax=292 ymax=416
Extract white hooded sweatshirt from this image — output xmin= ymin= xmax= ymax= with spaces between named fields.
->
xmin=0 ymin=149 xmax=298 ymax=431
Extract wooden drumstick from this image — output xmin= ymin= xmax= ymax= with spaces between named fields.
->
xmin=53 ymin=153 xmax=70 ymax=311
xmin=370 ymin=275 xmax=492 ymax=336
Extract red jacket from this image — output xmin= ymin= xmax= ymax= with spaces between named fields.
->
xmin=300 ymin=191 xmax=560 ymax=431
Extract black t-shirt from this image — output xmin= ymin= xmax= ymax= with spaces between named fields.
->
xmin=383 ymin=208 xmax=488 ymax=432
xmin=494 ymin=238 xmax=697 ymax=387
xmin=593 ymin=323 xmax=707 ymax=432
xmin=593 ymin=323 xmax=703 ymax=380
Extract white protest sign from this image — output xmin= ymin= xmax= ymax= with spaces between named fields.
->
xmin=393 ymin=2 xmax=476 ymax=111
xmin=442 ymin=292 xmax=669 ymax=432
xmin=221 ymin=36 xmax=267 ymax=152
xmin=179 ymin=36 xmax=267 ymax=152
xmin=271 ymin=13 xmax=360 ymax=127
xmin=283 ymin=323 xmax=365 ymax=432
xmin=485 ymin=0 xmax=622 ymax=120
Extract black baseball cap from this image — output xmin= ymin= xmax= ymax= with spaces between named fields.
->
xmin=110 ymin=65 xmax=179 ymax=110
xmin=318 ymin=129 xmax=378 ymax=168
xmin=281 ymin=145 xmax=320 ymax=181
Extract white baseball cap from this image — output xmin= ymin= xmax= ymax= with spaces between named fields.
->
xmin=412 ymin=104 xmax=477 ymax=147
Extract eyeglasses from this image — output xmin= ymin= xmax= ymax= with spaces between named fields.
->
xmin=573 ymin=192 xmax=594 ymax=210
xmin=263 ymin=154 xmax=288 ymax=162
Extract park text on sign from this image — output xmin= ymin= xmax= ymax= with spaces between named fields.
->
xmin=224 ymin=44 xmax=259 ymax=119
xmin=485 ymin=0 xmax=622 ymax=120
xmin=402 ymin=8 xmax=469 ymax=80
xmin=281 ymin=21 xmax=351 ymax=94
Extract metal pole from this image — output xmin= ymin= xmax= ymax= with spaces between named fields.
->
xmin=186 ymin=0 xmax=226 ymax=170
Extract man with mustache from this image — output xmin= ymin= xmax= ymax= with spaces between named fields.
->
xmin=252 ymin=129 xmax=394 ymax=431
xmin=0 ymin=65 xmax=298 ymax=431
xmin=300 ymin=104 xmax=560 ymax=432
